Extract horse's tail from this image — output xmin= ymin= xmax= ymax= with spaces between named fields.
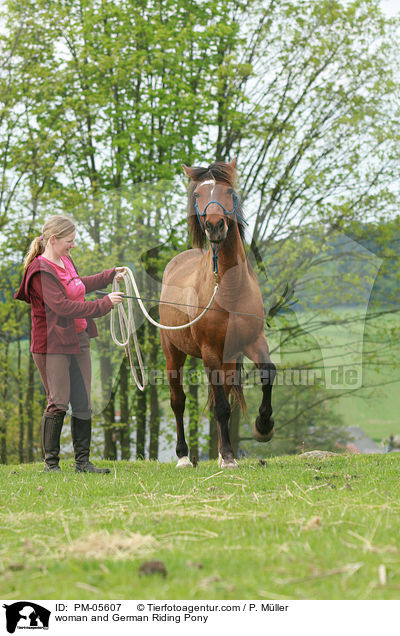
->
xmin=231 ymin=359 xmax=247 ymax=416
xmin=206 ymin=359 xmax=247 ymax=416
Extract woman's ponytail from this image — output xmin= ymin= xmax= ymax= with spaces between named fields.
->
xmin=24 ymin=236 xmax=45 ymax=271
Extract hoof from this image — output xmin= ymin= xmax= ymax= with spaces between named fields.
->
xmin=218 ymin=453 xmax=239 ymax=469
xmin=254 ymin=417 xmax=275 ymax=443
xmin=176 ymin=456 xmax=193 ymax=469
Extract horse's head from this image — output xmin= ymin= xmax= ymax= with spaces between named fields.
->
xmin=193 ymin=179 xmax=236 ymax=243
xmin=184 ymin=158 xmax=246 ymax=249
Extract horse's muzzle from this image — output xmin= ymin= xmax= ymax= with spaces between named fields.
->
xmin=205 ymin=219 xmax=227 ymax=243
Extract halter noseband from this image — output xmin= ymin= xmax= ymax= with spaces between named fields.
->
xmin=194 ymin=190 xmax=247 ymax=226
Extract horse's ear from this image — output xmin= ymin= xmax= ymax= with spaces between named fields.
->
xmin=183 ymin=164 xmax=195 ymax=179
xmin=229 ymin=157 xmax=237 ymax=169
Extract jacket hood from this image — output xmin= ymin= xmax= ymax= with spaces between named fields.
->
xmin=14 ymin=257 xmax=66 ymax=303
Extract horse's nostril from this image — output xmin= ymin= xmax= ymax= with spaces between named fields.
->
xmin=205 ymin=221 xmax=212 ymax=231
xmin=217 ymin=219 xmax=225 ymax=231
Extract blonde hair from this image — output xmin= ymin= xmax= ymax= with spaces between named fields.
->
xmin=24 ymin=215 xmax=76 ymax=270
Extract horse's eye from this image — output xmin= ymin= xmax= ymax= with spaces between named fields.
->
xmin=227 ymin=188 xmax=234 ymax=195
xmin=194 ymin=193 xmax=200 ymax=198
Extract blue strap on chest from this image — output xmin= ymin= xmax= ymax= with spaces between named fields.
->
xmin=211 ymin=243 xmax=221 ymax=274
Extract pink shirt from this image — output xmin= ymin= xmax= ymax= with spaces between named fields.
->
xmin=38 ymin=256 xmax=87 ymax=333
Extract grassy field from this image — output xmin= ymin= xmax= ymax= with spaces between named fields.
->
xmin=1 ymin=454 xmax=399 ymax=601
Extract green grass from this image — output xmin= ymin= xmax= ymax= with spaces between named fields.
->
xmin=1 ymin=455 xmax=400 ymax=600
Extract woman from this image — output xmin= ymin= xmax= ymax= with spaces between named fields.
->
xmin=15 ymin=215 xmax=125 ymax=474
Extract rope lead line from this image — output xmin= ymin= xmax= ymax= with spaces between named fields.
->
xmin=110 ymin=267 xmax=219 ymax=391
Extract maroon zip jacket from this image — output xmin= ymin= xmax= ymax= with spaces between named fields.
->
xmin=14 ymin=257 xmax=116 ymax=354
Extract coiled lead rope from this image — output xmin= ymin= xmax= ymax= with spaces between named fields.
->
xmin=110 ymin=267 xmax=219 ymax=390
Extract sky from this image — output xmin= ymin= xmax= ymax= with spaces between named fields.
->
xmin=380 ymin=0 xmax=399 ymax=16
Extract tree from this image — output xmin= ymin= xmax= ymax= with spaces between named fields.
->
xmin=1 ymin=0 xmax=399 ymax=462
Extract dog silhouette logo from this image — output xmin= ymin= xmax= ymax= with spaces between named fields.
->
xmin=2 ymin=602 xmax=50 ymax=633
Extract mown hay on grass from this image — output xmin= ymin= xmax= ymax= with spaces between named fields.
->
xmin=298 ymin=451 xmax=338 ymax=459
xmin=66 ymin=531 xmax=157 ymax=560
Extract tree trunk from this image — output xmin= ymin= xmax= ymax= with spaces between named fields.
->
xmin=208 ymin=403 xmax=218 ymax=459
xmin=0 ymin=415 xmax=6 ymax=464
xmin=148 ymin=322 xmax=160 ymax=460
xmin=136 ymin=388 xmax=147 ymax=460
xmin=103 ymin=397 xmax=116 ymax=460
xmin=0 ymin=343 xmax=8 ymax=463
xmin=134 ymin=320 xmax=147 ymax=459
xmin=145 ymin=239 xmax=161 ymax=460
xmin=0 ymin=411 xmax=6 ymax=464
xmin=119 ymin=357 xmax=131 ymax=460
xmin=148 ymin=385 xmax=160 ymax=459
xmin=26 ymin=346 xmax=35 ymax=463
xmin=100 ymin=354 xmax=117 ymax=460
xmin=17 ymin=339 xmax=24 ymax=463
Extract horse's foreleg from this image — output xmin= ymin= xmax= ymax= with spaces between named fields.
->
xmin=162 ymin=337 xmax=191 ymax=467
xmin=171 ymin=379 xmax=191 ymax=466
xmin=245 ymin=335 xmax=276 ymax=442
xmin=203 ymin=350 xmax=237 ymax=468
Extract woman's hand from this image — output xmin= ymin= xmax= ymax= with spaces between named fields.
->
xmin=114 ymin=267 xmax=127 ymax=283
xmin=108 ymin=291 xmax=125 ymax=306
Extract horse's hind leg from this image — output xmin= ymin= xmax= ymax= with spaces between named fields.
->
xmin=244 ymin=334 xmax=276 ymax=442
xmin=161 ymin=335 xmax=191 ymax=468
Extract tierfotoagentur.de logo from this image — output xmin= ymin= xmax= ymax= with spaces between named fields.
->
xmin=2 ymin=602 xmax=51 ymax=633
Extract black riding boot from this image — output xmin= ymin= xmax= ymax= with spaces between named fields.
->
xmin=71 ymin=416 xmax=110 ymax=474
xmin=42 ymin=411 xmax=65 ymax=472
